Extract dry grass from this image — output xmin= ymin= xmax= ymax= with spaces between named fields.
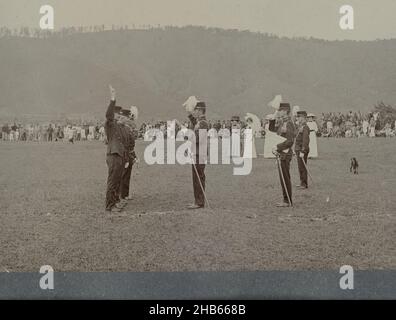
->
xmin=0 ymin=138 xmax=395 ymax=272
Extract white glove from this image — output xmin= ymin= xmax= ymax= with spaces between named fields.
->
xmin=109 ymin=85 xmax=116 ymax=101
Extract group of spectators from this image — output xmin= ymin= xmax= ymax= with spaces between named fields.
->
xmin=138 ymin=111 xmax=396 ymax=139
xmin=317 ymin=111 xmax=396 ymax=138
xmin=1 ymin=123 xmax=106 ymax=142
xmin=2 ymin=110 xmax=396 ymax=143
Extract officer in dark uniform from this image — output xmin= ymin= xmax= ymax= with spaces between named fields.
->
xmin=105 ymin=86 xmax=128 ymax=213
xmin=295 ymin=111 xmax=310 ymax=189
xmin=119 ymin=109 xmax=137 ymax=202
xmin=187 ymin=101 xmax=209 ymax=209
xmin=273 ymin=103 xmax=295 ymax=207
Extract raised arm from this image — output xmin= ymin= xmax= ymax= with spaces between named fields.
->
xmin=106 ymin=85 xmax=116 ymax=121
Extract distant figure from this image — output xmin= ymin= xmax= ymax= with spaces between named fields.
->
xmin=307 ymin=113 xmax=318 ymax=158
xmin=230 ymin=116 xmax=242 ymax=158
xmin=67 ymin=126 xmax=75 ymax=143
xmin=2 ymin=124 xmax=9 ymax=141
xmin=295 ymin=111 xmax=310 ymax=189
xmin=384 ymin=122 xmax=392 ymax=138
xmin=263 ymin=114 xmax=277 ymax=158
xmin=369 ymin=118 xmax=376 ymax=137
xmin=47 ymin=124 xmax=54 ymax=142
xmin=99 ymin=126 xmax=105 ymax=141
xmin=362 ymin=118 xmax=369 ymax=136
xmin=244 ymin=113 xmax=260 ymax=159
xmin=326 ymin=120 xmax=333 ymax=137
xmin=350 ymin=158 xmax=359 ymax=174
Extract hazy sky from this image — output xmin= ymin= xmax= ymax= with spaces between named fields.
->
xmin=1 ymin=0 xmax=396 ymax=40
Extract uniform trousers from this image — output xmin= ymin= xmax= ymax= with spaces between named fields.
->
xmin=278 ymin=156 xmax=292 ymax=205
xmin=297 ymin=152 xmax=308 ymax=188
xmin=192 ymin=162 xmax=206 ymax=207
xmin=106 ymin=154 xmax=124 ymax=210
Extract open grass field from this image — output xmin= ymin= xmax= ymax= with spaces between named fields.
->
xmin=0 ymin=138 xmax=395 ymax=272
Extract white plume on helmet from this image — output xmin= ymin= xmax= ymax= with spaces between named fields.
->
xmin=292 ymin=105 xmax=300 ymax=116
xmin=183 ymin=96 xmax=200 ymax=112
xmin=268 ymin=94 xmax=282 ymax=110
xmin=130 ymin=106 xmax=139 ymax=120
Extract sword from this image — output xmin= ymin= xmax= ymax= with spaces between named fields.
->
xmin=300 ymin=154 xmax=314 ymax=185
xmin=274 ymin=151 xmax=293 ymax=207
xmin=189 ymin=150 xmax=211 ymax=209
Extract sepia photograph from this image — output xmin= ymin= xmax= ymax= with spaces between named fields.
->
xmin=0 ymin=0 xmax=395 ymax=302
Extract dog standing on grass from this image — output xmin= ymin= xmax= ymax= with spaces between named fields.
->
xmin=350 ymin=157 xmax=359 ymax=174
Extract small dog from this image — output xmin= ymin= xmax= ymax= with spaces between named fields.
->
xmin=350 ymin=157 xmax=359 ymax=174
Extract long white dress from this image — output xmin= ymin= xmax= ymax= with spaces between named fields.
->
xmin=362 ymin=120 xmax=369 ymax=136
xmin=231 ymin=127 xmax=242 ymax=158
xmin=243 ymin=124 xmax=257 ymax=159
xmin=369 ymin=126 xmax=376 ymax=138
xmin=208 ymin=128 xmax=218 ymax=139
xmin=307 ymin=121 xmax=318 ymax=158
xmin=88 ymin=126 xmax=95 ymax=140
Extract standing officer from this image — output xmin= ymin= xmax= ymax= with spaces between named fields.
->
xmin=272 ymin=103 xmax=295 ymax=207
xmin=105 ymin=85 xmax=127 ymax=213
xmin=119 ymin=109 xmax=138 ymax=203
xmin=187 ymin=101 xmax=209 ymax=209
xmin=295 ymin=111 xmax=310 ymax=189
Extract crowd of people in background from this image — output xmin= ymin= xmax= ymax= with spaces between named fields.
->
xmin=1 ymin=109 xmax=396 ymax=143
xmin=318 ymin=111 xmax=396 ymax=138
xmin=130 ymin=109 xmax=396 ymax=140
xmin=0 ymin=123 xmax=105 ymax=143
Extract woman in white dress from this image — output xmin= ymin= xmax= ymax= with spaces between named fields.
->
xmin=88 ymin=126 xmax=95 ymax=141
xmin=99 ymin=126 xmax=105 ymax=141
xmin=207 ymin=127 xmax=218 ymax=139
xmin=369 ymin=118 xmax=376 ymax=137
xmin=230 ymin=116 xmax=242 ymax=158
xmin=80 ymin=127 xmax=86 ymax=140
xmin=243 ymin=113 xmax=260 ymax=159
xmin=263 ymin=114 xmax=278 ymax=158
xmin=307 ymin=113 xmax=318 ymax=158
xmin=362 ymin=118 xmax=369 ymax=136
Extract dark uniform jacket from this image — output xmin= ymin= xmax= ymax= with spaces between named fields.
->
xmin=276 ymin=118 xmax=295 ymax=160
xmin=294 ymin=124 xmax=310 ymax=154
xmin=121 ymin=125 xmax=136 ymax=162
xmin=188 ymin=114 xmax=209 ymax=162
xmin=105 ymin=99 xmax=126 ymax=158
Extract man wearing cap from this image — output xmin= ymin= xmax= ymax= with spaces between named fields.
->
xmin=104 ymin=85 xmax=128 ymax=213
xmin=187 ymin=101 xmax=209 ymax=209
xmin=295 ymin=111 xmax=310 ymax=189
xmin=272 ymin=103 xmax=295 ymax=207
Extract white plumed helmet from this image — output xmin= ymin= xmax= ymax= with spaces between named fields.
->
xmin=130 ymin=106 xmax=139 ymax=120
xmin=183 ymin=96 xmax=200 ymax=112
xmin=268 ymin=94 xmax=282 ymax=110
